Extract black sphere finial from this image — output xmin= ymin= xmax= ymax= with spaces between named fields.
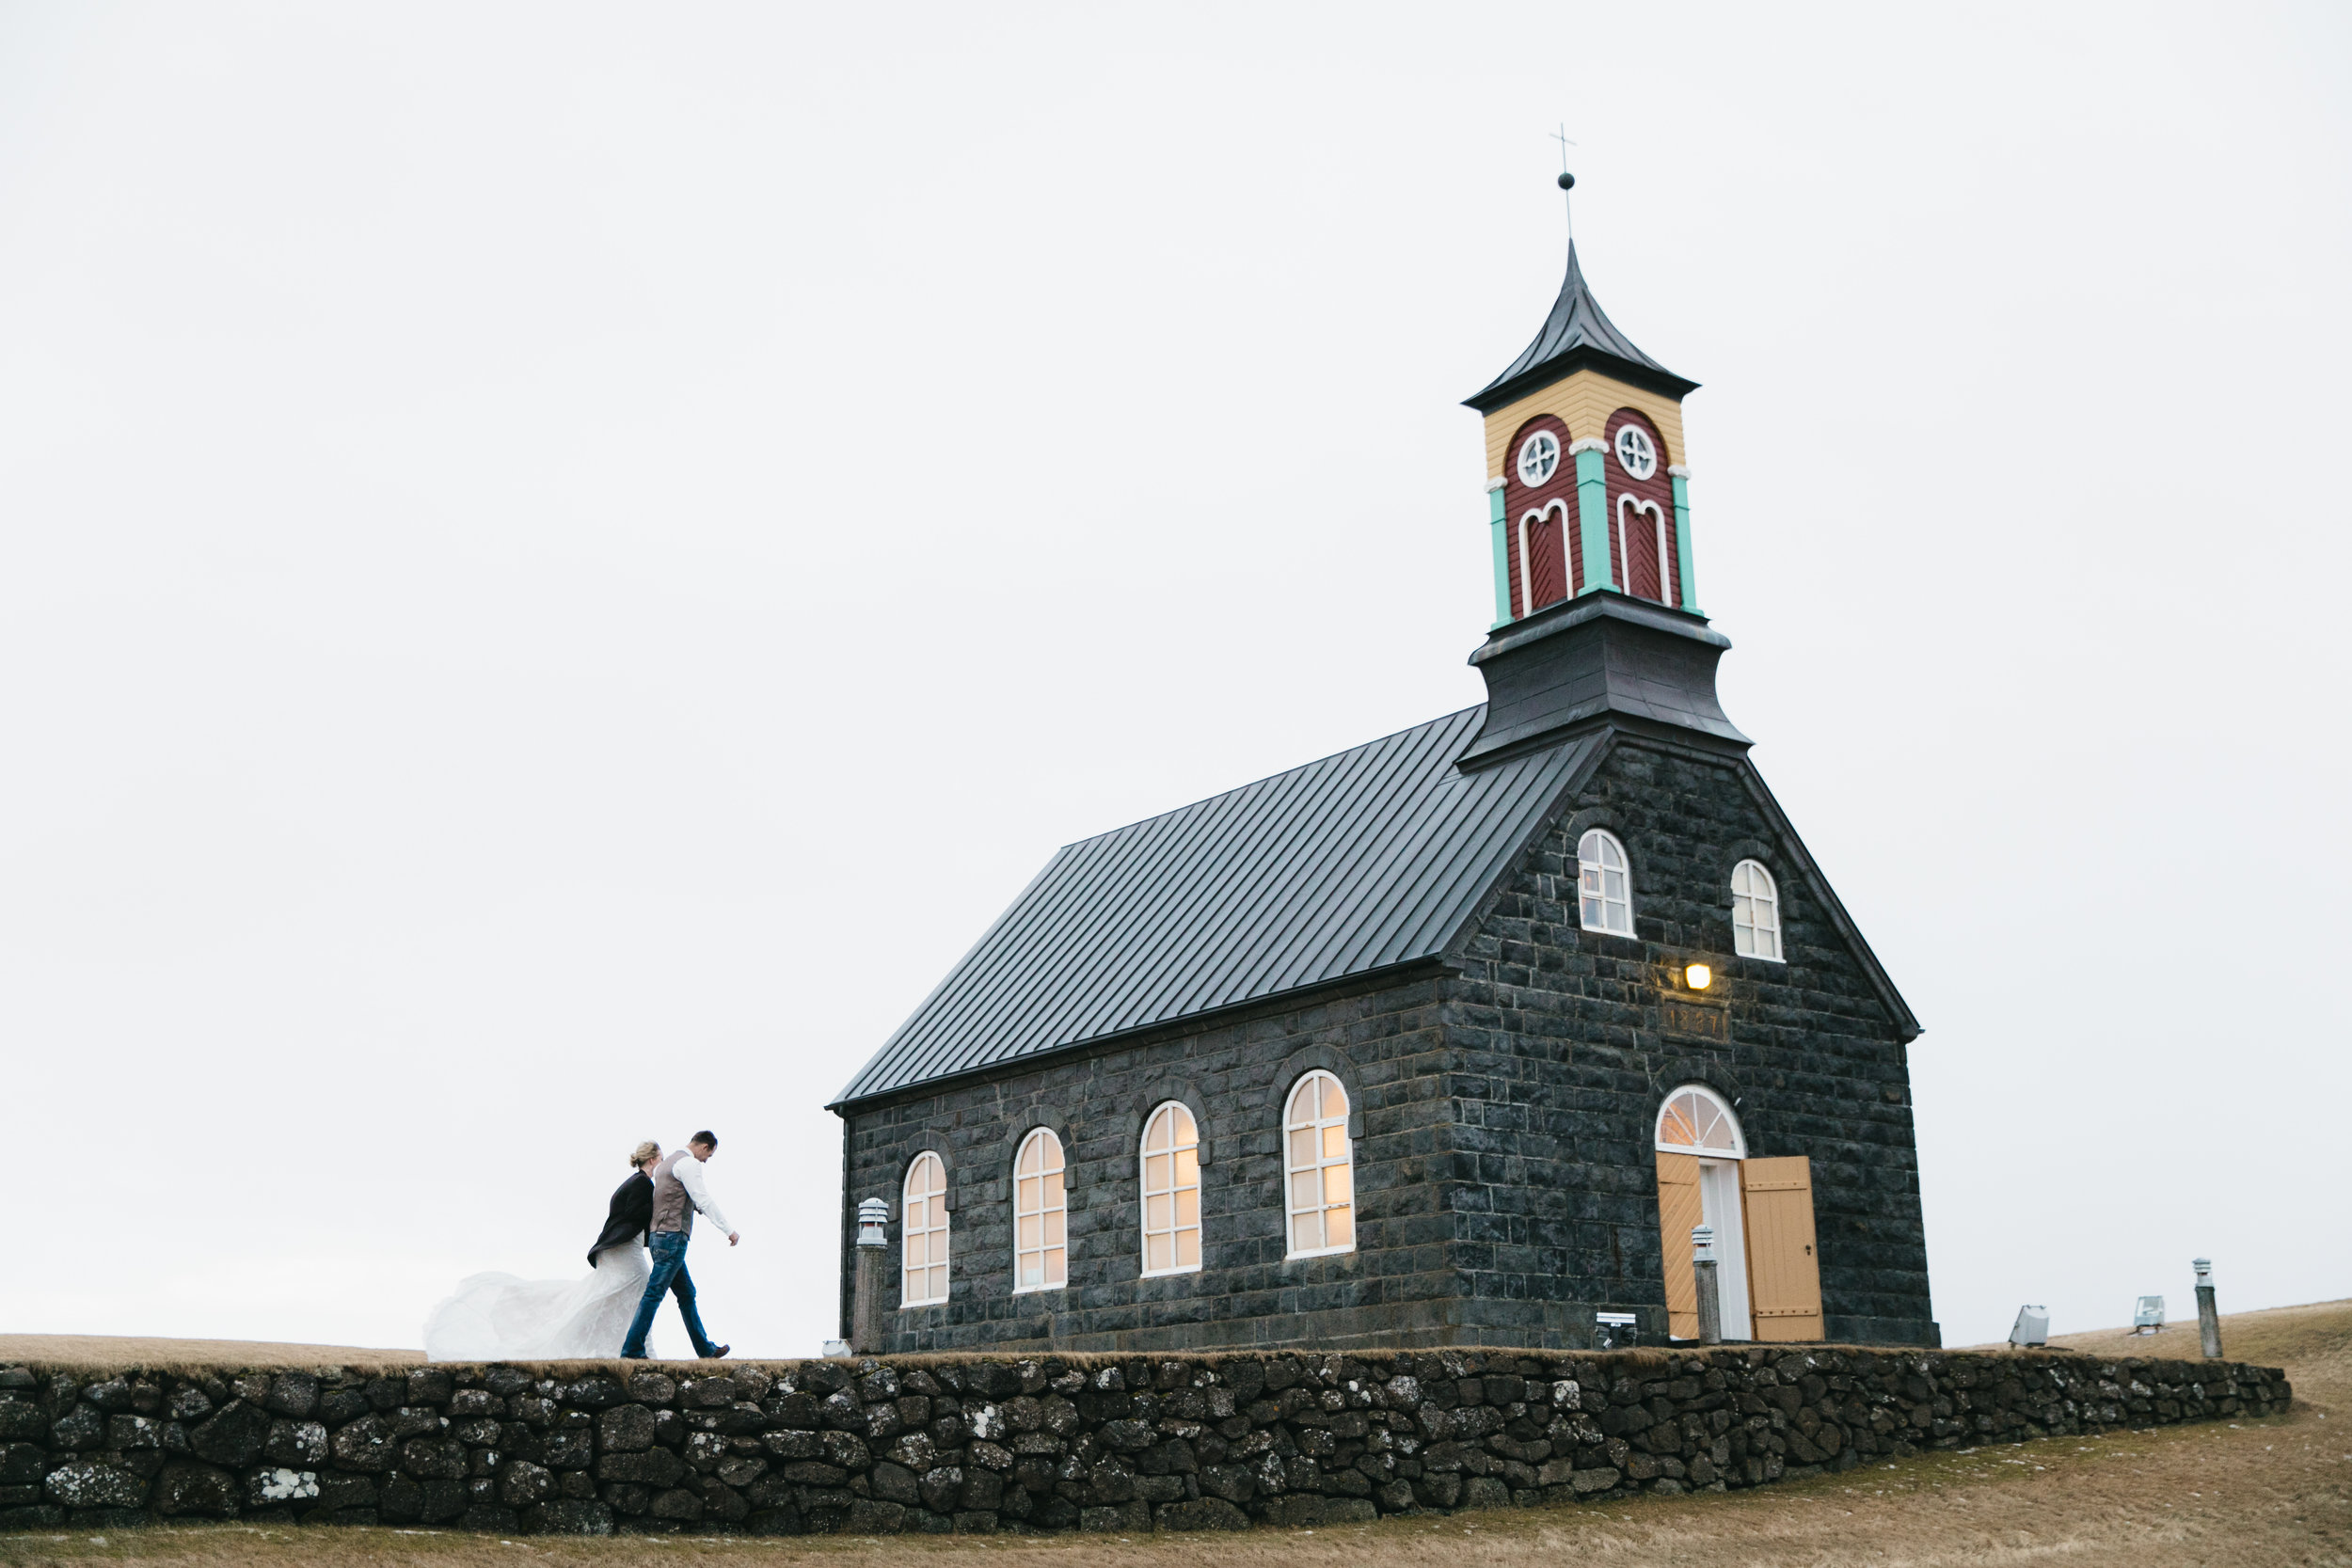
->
xmin=1557 ymin=171 xmax=1576 ymax=192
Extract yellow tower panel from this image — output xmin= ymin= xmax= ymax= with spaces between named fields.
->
xmin=1481 ymin=369 xmax=1688 ymax=482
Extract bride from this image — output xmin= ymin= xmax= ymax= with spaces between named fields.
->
xmin=423 ymin=1141 xmax=663 ymax=1361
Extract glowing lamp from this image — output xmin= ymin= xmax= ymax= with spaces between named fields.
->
xmin=1685 ymin=963 xmax=1711 ymax=990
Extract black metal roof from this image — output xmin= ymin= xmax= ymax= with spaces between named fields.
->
xmin=830 ymin=708 xmax=1599 ymax=1107
xmin=1465 ymin=240 xmax=1698 ymax=412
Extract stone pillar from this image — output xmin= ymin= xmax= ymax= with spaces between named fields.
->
xmin=2194 ymin=1258 xmax=2223 ymax=1360
xmin=1570 ymin=438 xmax=1613 ymax=594
xmin=1669 ymin=465 xmax=1700 ymax=613
xmin=1692 ymin=1224 xmax=1723 ymax=1346
xmin=851 ymin=1197 xmax=890 ymax=1355
xmin=1486 ymin=478 xmax=1512 ymax=627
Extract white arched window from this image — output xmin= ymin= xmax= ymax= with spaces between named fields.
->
xmin=901 ymin=1151 xmax=950 ymax=1307
xmin=1012 ymin=1129 xmax=1067 ymax=1292
xmin=1655 ymin=1085 xmax=1746 ymax=1157
xmin=1138 ymin=1103 xmax=1200 ymax=1276
xmin=1283 ymin=1071 xmax=1355 ymax=1259
xmin=1731 ymin=859 xmax=1783 ymax=961
xmin=1578 ymin=829 xmax=1632 ymax=935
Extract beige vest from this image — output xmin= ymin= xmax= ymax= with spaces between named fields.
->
xmin=650 ymin=1149 xmax=695 ymax=1237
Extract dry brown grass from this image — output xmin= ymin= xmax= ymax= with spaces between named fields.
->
xmin=0 ymin=1338 xmax=426 ymax=1376
xmin=4 ymin=1303 xmax=2347 ymax=1568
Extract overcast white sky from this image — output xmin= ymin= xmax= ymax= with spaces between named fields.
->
xmin=2 ymin=3 xmax=2346 ymax=1358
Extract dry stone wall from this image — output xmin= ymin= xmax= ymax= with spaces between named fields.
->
xmin=0 ymin=1347 xmax=2291 ymax=1537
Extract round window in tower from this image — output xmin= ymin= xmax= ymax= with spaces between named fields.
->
xmin=1614 ymin=424 xmax=1659 ymax=480
xmin=1516 ymin=430 xmax=1562 ymax=487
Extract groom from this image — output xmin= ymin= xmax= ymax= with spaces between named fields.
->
xmin=620 ymin=1130 xmax=739 ymax=1360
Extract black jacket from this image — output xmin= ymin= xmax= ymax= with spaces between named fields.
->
xmin=588 ymin=1171 xmax=654 ymax=1265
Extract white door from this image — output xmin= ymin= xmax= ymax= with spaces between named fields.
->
xmin=1697 ymin=1160 xmax=1754 ymax=1338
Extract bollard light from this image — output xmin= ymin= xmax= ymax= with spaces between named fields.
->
xmin=856 ymin=1196 xmax=890 ymax=1248
xmin=1691 ymin=1224 xmax=1716 ymax=1262
xmin=2193 ymin=1257 xmax=2214 ymax=1288
xmin=1685 ymin=963 xmax=1711 ymax=990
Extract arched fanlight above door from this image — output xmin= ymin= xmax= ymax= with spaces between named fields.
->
xmin=1655 ymin=1085 xmax=1744 ymax=1159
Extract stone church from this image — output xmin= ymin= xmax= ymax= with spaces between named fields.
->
xmin=828 ymin=205 xmax=1936 ymax=1354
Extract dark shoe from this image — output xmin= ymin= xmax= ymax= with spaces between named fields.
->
xmin=703 ymin=1344 xmax=730 ymax=1359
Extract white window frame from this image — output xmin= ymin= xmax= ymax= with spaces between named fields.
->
xmin=1614 ymin=422 xmax=1659 ymax=480
xmin=1518 ymin=498 xmax=1569 ymax=617
xmin=1517 ymin=429 xmax=1562 ymax=487
xmin=1282 ymin=1070 xmax=1357 ymax=1260
xmin=1577 ymin=828 xmax=1633 ymax=936
xmin=1137 ymin=1102 xmax=1201 ymax=1278
xmin=1654 ymin=1083 xmax=1746 ymax=1158
xmin=1731 ymin=859 xmax=1784 ymax=962
xmin=1011 ymin=1128 xmax=1068 ymax=1294
xmin=900 ymin=1150 xmax=951 ymax=1307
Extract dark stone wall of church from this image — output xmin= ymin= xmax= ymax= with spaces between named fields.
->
xmin=838 ymin=731 xmax=1933 ymax=1354
xmin=1441 ymin=736 xmax=1934 ymax=1348
xmin=839 ymin=970 xmax=1470 ymax=1354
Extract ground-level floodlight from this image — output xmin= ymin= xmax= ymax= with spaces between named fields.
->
xmin=2193 ymin=1258 xmax=2223 ymax=1359
xmin=2133 ymin=1295 xmax=2166 ymax=1333
xmin=1692 ymin=1225 xmax=1723 ymax=1345
xmin=1596 ymin=1311 xmax=1639 ymax=1350
xmin=2009 ymin=1306 xmax=2049 ymax=1348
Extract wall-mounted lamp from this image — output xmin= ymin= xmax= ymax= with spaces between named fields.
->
xmin=1685 ymin=963 xmax=1711 ymax=990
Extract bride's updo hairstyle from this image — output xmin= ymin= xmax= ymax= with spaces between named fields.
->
xmin=629 ymin=1141 xmax=660 ymax=1170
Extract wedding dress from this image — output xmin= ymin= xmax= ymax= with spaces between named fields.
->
xmin=422 ymin=1243 xmax=659 ymax=1362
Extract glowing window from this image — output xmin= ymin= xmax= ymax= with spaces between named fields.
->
xmin=1578 ymin=829 xmax=1633 ymax=935
xmin=1731 ymin=859 xmax=1783 ymax=961
xmin=900 ymin=1151 xmax=950 ymax=1307
xmin=1283 ymin=1071 xmax=1355 ymax=1259
xmin=1012 ymin=1129 xmax=1067 ymax=1292
xmin=1655 ymin=1085 xmax=1745 ymax=1157
xmin=1138 ymin=1103 xmax=1200 ymax=1276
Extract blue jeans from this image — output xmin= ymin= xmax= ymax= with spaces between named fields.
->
xmin=621 ymin=1231 xmax=717 ymax=1359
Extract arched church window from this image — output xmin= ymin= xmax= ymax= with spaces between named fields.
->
xmin=1616 ymin=492 xmax=1672 ymax=605
xmin=1012 ymin=1129 xmax=1067 ymax=1292
xmin=1283 ymin=1071 xmax=1355 ymax=1258
xmin=1577 ymin=829 xmax=1633 ymax=935
xmin=1138 ymin=1103 xmax=1200 ymax=1277
xmin=901 ymin=1151 xmax=950 ymax=1307
xmin=1517 ymin=429 xmax=1561 ymax=486
xmin=1731 ymin=860 xmax=1783 ymax=961
xmin=1655 ymin=1085 xmax=1745 ymax=1157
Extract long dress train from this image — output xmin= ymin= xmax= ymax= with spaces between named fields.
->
xmin=422 ymin=1244 xmax=659 ymax=1361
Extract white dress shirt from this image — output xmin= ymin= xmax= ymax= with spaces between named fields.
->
xmin=675 ymin=1152 xmax=733 ymax=1236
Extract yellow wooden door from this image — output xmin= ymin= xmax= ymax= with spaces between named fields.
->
xmin=1655 ymin=1151 xmax=1702 ymax=1340
xmin=1740 ymin=1155 xmax=1823 ymax=1341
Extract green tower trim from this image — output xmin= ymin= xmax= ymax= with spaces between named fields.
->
xmin=1571 ymin=440 xmax=1613 ymax=594
xmin=1486 ymin=480 xmax=1512 ymax=627
xmin=1670 ymin=467 xmax=1700 ymax=614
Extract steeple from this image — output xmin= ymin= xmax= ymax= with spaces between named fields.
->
xmin=1464 ymin=238 xmax=1698 ymax=412
xmin=1457 ymin=174 xmax=1739 ymax=769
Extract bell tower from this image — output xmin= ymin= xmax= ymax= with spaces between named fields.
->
xmin=1455 ymin=174 xmax=1743 ymax=770
xmin=1465 ymin=172 xmax=1701 ymax=627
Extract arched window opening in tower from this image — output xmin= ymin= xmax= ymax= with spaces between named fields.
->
xmin=901 ymin=1151 xmax=950 ymax=1307
xmin=1617 ymin=493 xmax=1671 ymax=605
xmin=1012 ymin=1128 xmax=1067 ymax=1291
xmin=1732 ymin=859 xmax=1783 ymax=961
xmin=1138 ymin=1103 xmax=1200 ymax=1276
xmin=1284 ymin=1071 xmax=1355 ymax=1258
xmin=1578 ymin=829 xmax=1633 ymax=935
xmin=1519 ymin=499 xmax=1570 ymax=615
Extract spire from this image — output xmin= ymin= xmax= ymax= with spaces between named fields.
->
xmin=1464 ymin=182 xmax=1697 ymax=412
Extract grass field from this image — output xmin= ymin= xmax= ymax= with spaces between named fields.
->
xmin=2 ymin=1301 xmax=2345 ymax=1567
